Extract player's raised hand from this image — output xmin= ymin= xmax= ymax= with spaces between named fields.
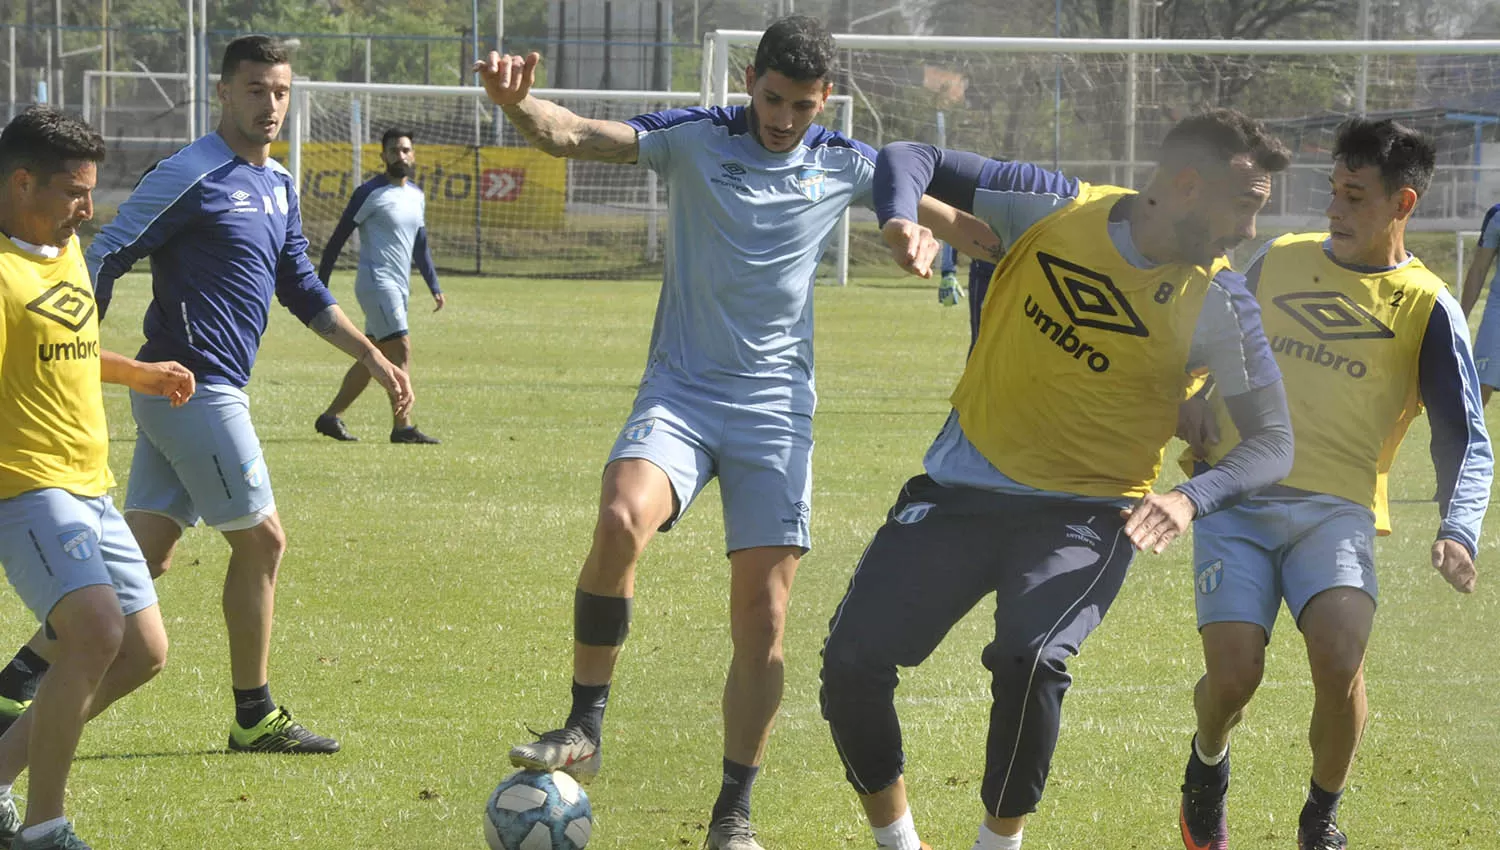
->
xmin=1431 ymin=538 xmax=1477 ymax=593
xmin=131 ymin=360 xmax=196 ymax=407
xmin=881 ymin=218 xmax=941 ymax=278
xmin=1176 ymin=395 xmax=1219 ymax=458
xmin=475 ymin=51 xmax=539 ymax=107
xmin=363 ymin=350 xmax=415 ymax=420
xmin=1120 ymin=490 xmax=1198 ymax=554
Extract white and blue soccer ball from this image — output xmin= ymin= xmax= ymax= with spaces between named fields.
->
xmin=484 ymin=769 xmax=593 ymax=850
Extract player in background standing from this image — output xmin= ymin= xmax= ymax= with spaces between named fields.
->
xmin=314 ymin=126 xmax=443 ymax=445
xmin=1174 ymin=119 xmax=1491 ymax=850
xmin=475 ymin=15 xmax=981 ymax=850
xmin=0 ymin=107 xmax=194 ymax=850
xmin=937 ymin=242 xmax=996 ymax=348
xmin=820 ymin=110 xmax=1294 ymax=850
xmin=0 ymin=36 xmax=412 ymax=755
xmin=1459 ymin=196 xmax=1500 ymax=404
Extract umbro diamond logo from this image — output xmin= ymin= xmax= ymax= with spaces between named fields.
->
xmin=1064 ymin=523 xmax=1102 ymax=544
xmin=1272 ymin=291 xmax=1395 ymax=341
xmin=1036 ymin=252 xmax=1149 ymax=337
xmin=26 ymin=281 xmax=95 ymax=332
xmin=230 ymin=189 xmax=252 ymax=203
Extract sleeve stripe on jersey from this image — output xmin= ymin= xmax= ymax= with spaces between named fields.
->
xmin=1209 ymin=271 xmax=1255 ymax=393
xmin=1481 ymin=204 xmax=1500 ymax=242
xmin=626 ymin=106 xmax=740 ymax=137
xmin=1427 ymin=288 xmax=1493 ymax=553
xmin=90 ymin=157 xmax=230 ymax=272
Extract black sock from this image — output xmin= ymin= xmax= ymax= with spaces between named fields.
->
xmin=0 ymin=648 xmax=49 ymax=703
xmin=565 ymin=681 xmax=609 ymax=743
xmin=1185 ymin=735 xmax=1230 ymax=789
xmin=1301 ymin=779 xmax=1343 ymax=827
xmin=711 ymin=758 xmax=759 ymax=824
xmin=233 ymin=684 xmax=275 ymax=729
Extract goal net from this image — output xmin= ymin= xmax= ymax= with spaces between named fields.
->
xmin=286 ymin=81 xmax=853 ymax=280
xmin=704 ymin=33 xmax=1500 ymax=271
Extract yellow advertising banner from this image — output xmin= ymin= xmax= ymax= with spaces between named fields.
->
xmin=270 ymin=142 xmax=566 ymax=230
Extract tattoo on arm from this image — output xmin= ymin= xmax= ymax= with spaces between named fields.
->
xmin=501 ymin=97 xmax=637 ymax=163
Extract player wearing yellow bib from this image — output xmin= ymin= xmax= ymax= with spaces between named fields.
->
xmin=820 ymin=110 xmax=1295 ymax=850
xmin=0 ymin=108 xmax=193 ymax=850
xmin=1174 ymin=119 xmax=1491 ymax=850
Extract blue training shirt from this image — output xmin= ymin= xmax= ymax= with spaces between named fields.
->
xmin=317 ymin=176 xmax=439 ymax=296
xmin=623 ymin=106 xmax=876 ymax=414
xmin=85 ymin=132 xmax=337 ymax=388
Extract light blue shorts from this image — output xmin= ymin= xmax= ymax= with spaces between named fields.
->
xmin=607 ymin=385 xmax=814 ymax=554
xmin=1192 ymin=497 xmax=1377 ymax=635
xmin=1473 ymin=297 xmax=1500 ymax=388
xmin=0 ymin=489 xmax=157 ymax=624
xmin=126 ymin=384 xmax=275 ymax=531
xmin=356 ymin=284 xmax=409 ymax=342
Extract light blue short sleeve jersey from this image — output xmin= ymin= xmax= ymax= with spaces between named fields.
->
xmin=624 ymin=106 xmax=876 ymax=414
xmin=353 ymin=181 xmax=426 ymax=293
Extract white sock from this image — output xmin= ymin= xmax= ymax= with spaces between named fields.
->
xmin=19 ymin=817 xmax=67 ymax=841
xmin=973 ymin=823 xmax=1023 ymax=850
xmin=0 ymin=783 xmax=11 ymax=798
xmin=1195 ymin=737 xmax=1228 ymax=766
xmin=871 ymin=809 xmax=922 ymax=850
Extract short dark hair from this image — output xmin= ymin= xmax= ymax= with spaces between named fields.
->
xmin=1160 ymin=108 xmax=1291 ymax=176
xmin=0 ymin=106 xmax=105 ymax=179
xmin=753 ymin=15 xmax=836 ymax=82
xmin=221 ymin=35 xmax=291 ymax=81
xmin=381 ymin=127 xmax=414 ymax=149
xmin=1333 ymin=117 xmax=1435 ymax=197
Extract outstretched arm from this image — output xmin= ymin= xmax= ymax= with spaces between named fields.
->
xmin=475 ymin=52 xmax=639 ymax=163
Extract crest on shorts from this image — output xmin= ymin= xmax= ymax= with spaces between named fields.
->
xmin=623 ymin=418 xmax=656 ymax=442
xmin=1195 ymin=559 xmax=1223 ymax=595
xmin=57 ymin=527 xmax=95 ymax=562
xmin=893 ymin=501 xmax=934 ymax=525
xmin=795 ymin=168 xmax=826 ymax=202
xmin=241 ymin=457 xmax=264 ymax=489
xmin=273 ymin=186 xmax=289 ymax=215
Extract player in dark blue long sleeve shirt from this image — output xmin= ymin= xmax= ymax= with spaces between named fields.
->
xmin=0 ymin=36 xmax=414 ymax=756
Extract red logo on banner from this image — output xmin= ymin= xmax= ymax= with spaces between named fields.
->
xmin=482 ymin=168 xmax=525 ymax=201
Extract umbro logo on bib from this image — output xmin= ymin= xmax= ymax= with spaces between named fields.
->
xmin=26 ymin=281 xmax=95 ymax=332
xmin=1272 ymin=291 xmax=1395 ymax=341
xmin=1036 ymin=253 xmax=1149 ymax=337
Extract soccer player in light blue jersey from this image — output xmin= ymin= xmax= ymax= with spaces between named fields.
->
xmin=475 ymin=16 xmax=964 ymax=849
xmin=315 ymin=127 xmax=443 ymax=444
xmin=0 ymin=36 xmax=414 ymax=757
xmin=1460 ymin=200 xmax=1500 ymax=404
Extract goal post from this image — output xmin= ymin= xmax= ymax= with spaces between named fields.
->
xmin=705 ymin=32 xmax=1500 ymax=273
xmin=283 ymin=80 xmax=853 ymax=281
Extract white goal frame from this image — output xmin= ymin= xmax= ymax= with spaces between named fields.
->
xmin=704 ymin=33 xmax=1500 ymax=235
xmin=285 ymin=81 xmax=854 ymax=284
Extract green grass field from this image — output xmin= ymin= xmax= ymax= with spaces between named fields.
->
xmin=10 ymin=270 xmax=1498 ymax=849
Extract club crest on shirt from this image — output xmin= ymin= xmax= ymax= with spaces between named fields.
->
xmin=58 ymin=527 xmax=96 ymax=562
xmin=273 ymin=186 xmax=289 ymax=215
xmin=1195 ymin=559 xmax=1224 ymax=595
xmin=795 ymin=168 xmax=826 ymax=202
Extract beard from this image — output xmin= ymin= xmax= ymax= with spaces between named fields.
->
xmin=386 ymin=160 xmax=413 ymax=179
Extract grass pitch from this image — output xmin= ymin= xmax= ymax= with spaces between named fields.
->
xmin=6 ymin=270 xmax=1495 ymax=849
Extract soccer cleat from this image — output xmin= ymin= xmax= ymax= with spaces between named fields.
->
xmin=0 ymin=791 xmax=19 ymax=849
xmin=1297 ymin=819 xmax=1348 ymax=850
xmin=1179 ymin=779 xmax=1229 ymax=850
xmin=10 ymin=821 xmax=90 ymax=850
xmin=228 ymin=705 xmax=340 ymax=754
xmin=0 ymin=697 xmax=28 ymax=737
xmin=390 ymin=426 xmax=440 ymax=445
xmin=704 ymin=814 xmax=764 ymax=850
xmin=508 ymin=726 xmax=601 ymax=782
xmin=315 ymin=414 xmax=358 ymax=442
